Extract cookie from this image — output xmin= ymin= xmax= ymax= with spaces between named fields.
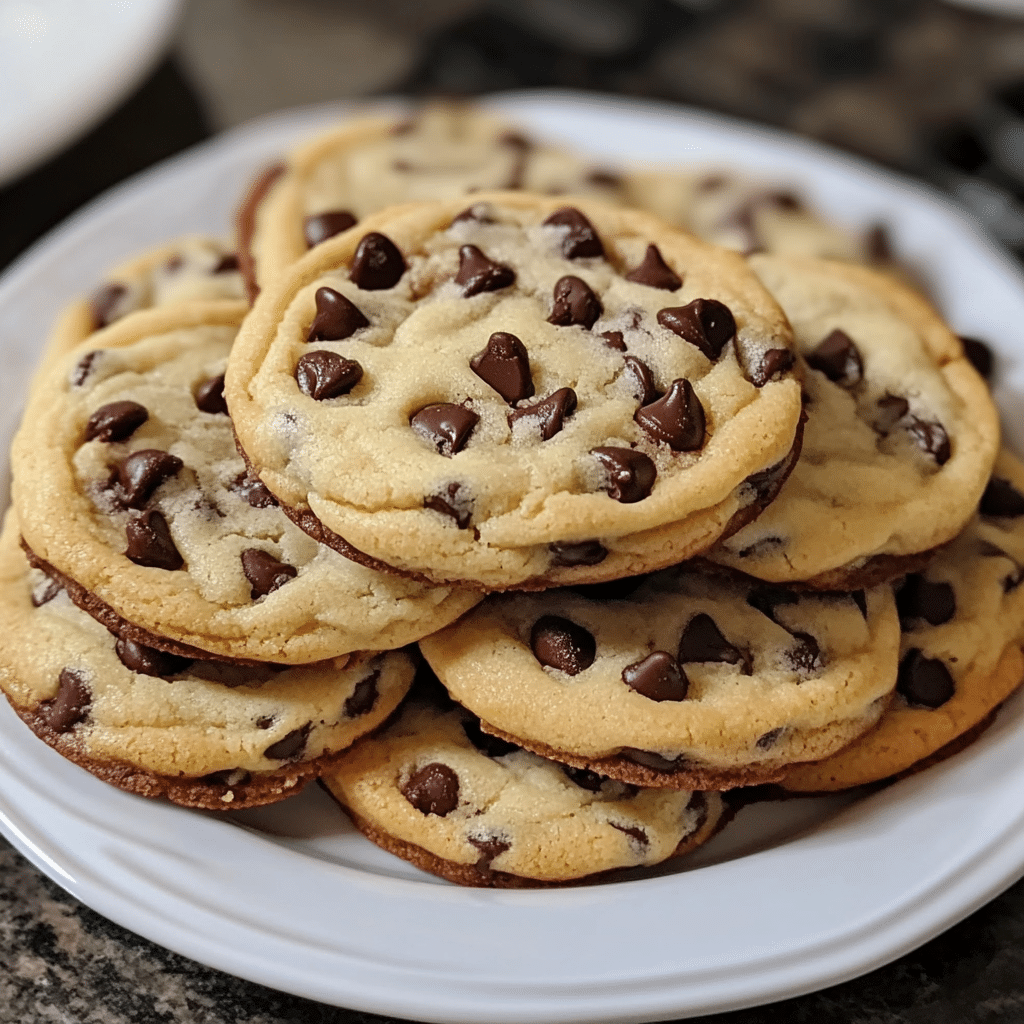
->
xmin=707 ymin=255 xmax=999 ymax=589
xmin=0 ymin=511 xmax=415 ymax=810
xmin=226 ymin=192 xmax=803 ymax=589
xmin=783 ymin=448 xmax=1024 ymax=791
xmin=419 ymin=565 xmax=901 ymax=790
xmin=240 ymin=103 xmax=627 ymax=300
xmin=12 ymin=301 xmax=479 ymax=664
xmin=322 ymin=673 xmax=725 ymax=886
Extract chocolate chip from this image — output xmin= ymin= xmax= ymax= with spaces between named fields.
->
xmin=866 ymin=223 xmax=893 ymax=261
xmin=115 ymin=638 xmax=192 ymax=677
xmin=213 ymin=253 xmax=239 ymax=274
xmin=678 ymin=613 xmax=744 ymax=666
xmin=31 ymin=576 xmax=61 ymax=607
xmin=635 ymin=379 xmax=706 ymax=452
xmin=241 ymin=548 xmax=298 ymax=599
xmin=807 ymin=329 xmax=863 ymax=387
xmin=40 ymin=668 xmax=91 ymax=733
xmin=116 ymin=449 xmax=183 ymax=509
xmin=626 ymin=245 xmax=682 ymax=291
xmin=201 ymin=768 xmax=252 ymax=787
xmin=468 ymin=834 xmax=511 ymax=873
xmin=543 ymin=207 xmax=604 ymax=259
xmin=462 ymin=717 xmax=519 ymax=757
xmin=873 ymin=394 xmax=909 ymax=434
xmin=84 ymin=401 xmax=148 ymax=443
xmin=508 ymin=387 xmax=577 ymax=440
xmin=981 ymin=476 xmax=1024 ymax=517
xmin=744 ymin=454 xmax=794 ymax=502
xmin=304 ymin=210 xmax=357 ymax=248
xmin=896 ymin=574 xmax=956 ymax=627
xmin=455 ymin=244 xmax=515 ymax=296
xmin=600 ymin=330 xmax=626 ymax=351
xmin=401 ymin=762 xmax=460 ymax=816
xmin=786 ymin=632 xmax=821 ymax=673
xmin=470 ymin=332 xmax=534 ymax=404
xmin=897 ymin=649 xmax=955 ymax=708
xmin=125 ymin=510 xmax=183 ymax=570
xmin=561 ymin=764 xmax=606 ymax=791
xmin=573 ymin=575 xmax=644 ymax=600
xmin=549 ymin=539 xmax=607 ymax=567
xmin=451 ymin=202 xmax=494 ymax=225
xmin=747 ymin=586 xmax=798 ymax=623
xmin=343 ymin=670 xmax=380 ymax=718
xmin=610 ymin=822 xmax=649 ymax=847
xmin=89 ymin=283 xmax=127 ymax=328
xmin=591 ymin=446 xmax=656 ymax=503
xmin=306 ymin=286 xmax=369 ymax=342
xmin=410 ymin=403 xmax=479 ymax=457
xmin=349 ymin=232 xmax=406 ymax=290
xmin=622 ymin=651 xmax=689 ymax=701
xmin=530 ymin=615 xmax=596 ymax=675
xmin=231 ymin=471 xmax=278 ymax=508
xmin=756 ymin=727 xmax=784 ymax=750
xmin=621 ymin=356 xmax=660 ymax=407
xmin=547 ymin=275 xmax=603 ymax=329
xmin=587 ymin=168 xmax=623 ymax=188
xmin=738 ymin=345 xmax=795 ymax=388
xmin=960 ymin=336 xmax=994 ymax=381
xmin=295 ymin=351 xmax=363 ymax=400
xmin=907 ymin=417 xmax=951 ymax=465
xmin=657 ymin=298 xmax=735 ymax=361
xmin=194 ymin=375 xmax=228 ymax=415
xmin=264 ymin=722 xmax=312 ymax=761
xmin=256 ymin=716 xmax=274 ymax=729
xmin=71 ymin=352 xmax=99 ymax=386
xmin=424 ymin=481 xmax=473 ymax=528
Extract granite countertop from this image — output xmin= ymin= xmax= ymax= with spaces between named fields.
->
xmin=2 ymin=1 xmax=1024 ymax=1021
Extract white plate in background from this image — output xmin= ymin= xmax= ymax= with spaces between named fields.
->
xmin=0 ymin=92 xmax=1023 ymax=1023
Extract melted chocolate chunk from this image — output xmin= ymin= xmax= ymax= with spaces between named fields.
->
xmin=635 ymin=379 xmax=706 ymax=451
xmin=194 ymin=375 xmax=228 ymax=415
xmin=401 ymin=762 xmax=460 ymax=816
xmin=116 ymin=449 xmax=183 ymax=509
xmin=508 ymin=387 xmax=577 ymax=441
xmin=907 ymin=417 xmax=951 ymax=465
xmin=125 ymin=510 xmax=183 ymax=570
xmin=600 ymin=330 xmax=626 ymax=352
xmin=84 ymin=401 xmax=148 ymax=443
xmin=470 ymin=332 xmax=534 ymax=404
xmin=980 ymin=477 xmax=1024 ymax=517
xmin=295 ymin=351 xmax=363 ymax=400
xmin=549 ymin=539 xmax=607 ymax=567
xmin=626 ymin=245 xmax=682 ymax=291
xmin=31 ymin=576 xmax=61 ymax=607
xmin=591 ymin=446 xmax=656 ymax=503
xmin=213 ymin=253 xmax=239 ymax=274
xmin=756 ymin=727 xmax=785 ymax=750
xmin=738 ymin=345 xmax=795 ymax=388
xmin=410 ymin=404 xmax=479 ymax=457
xmin=874 ymin=394 xmax=909 ymax=434
xmin=306 ymin=286 xmax=369 ymax=342
xmin=547 ymin=275 xmax=603 ymax=329
xmin=678 ymin=613 xmax=744 ymax=667
xmin=344 ymin=670 xmax=380 ymax=718
xmin=561 ymin=764 xmax=606 ymax=792
xmin=896 ymin=574 xmax=956 ymax=628
xmin=622 ymin=356 xmax=659 ymax=406
xmin=241 ymin=548 xmax=298 ymax=599
xmin=89 ymin=283 xmax=127 ymax=328
xmin=530 ymin=615 xmax=596 ymax=675
xmin=304 ymin=210 xmax=357 ymax=248
xmin=232 ymin=471 xmax=278 ymax=508
xmin=462 ymin=717 xmax=519 ymax=757
xmin=71 ymin=352 xmax=99 ymax=386
xmin=807 ymin=329 xmax=863 ymax=387
xmin=424 ymin=482 xmax=473 ymax=529
xmin=786 ymin=632 xmax=821 ymax=673
xmin=349 ymin=231 xmax=406 ymax=290
xmin=543 ymin=207 xmax=604 ymax=259
xmin=40 ymin=668 xmax=91 ymax=733
xmin=115 ymin=638 xmax=192 ymax=677
xmin=897 ymin=649 xmax=955 ymax=708
xmin=610 ymin=822 xmax=649 ymax=846
xmin=959 ymin=336 xmax=994 ymax=381
xmin=657 ymin=298 xmax=735 ymax=360
xmin=264 ymin=722 xmax=312 ymax=761
xmin=622 ymin=651 xmax=689 ymax=702
xmin=455 ymin=244 xmax=515 ymax=296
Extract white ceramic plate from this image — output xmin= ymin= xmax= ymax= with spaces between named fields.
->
xmin=1 ymin=92 xmax=1023 ymax=1024
xmin=0 ymin=0 xmax=182 ymax=186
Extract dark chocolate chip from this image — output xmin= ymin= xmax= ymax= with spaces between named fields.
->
xmin=89 ymin=283 xmax=127 ymax=328
xmin=241 ymin=548 xmax=298 ymax=599
xmin=960 ymin=336 xmax=994 ymax=381
xmin=231 ymin=471 xmax=278 ymax=508
xmin=31 ymin=576 xmax=61 ymax=607
xmin=739 ymin=345 xmax=795 ymax=388
xmin=116 ymin=449 xmax=183 ymax=509
xmin=657 ymin=298 xmax=735 ymax=360
xmin=626 ymin=245 xmax=682 ymax=291
xmin=508 ymin=387 xmax=577 ymax=440
xmin=807 ymin=329 xmax=863 ymax=387
xmin=264 ymin=722 xmax=312 ymax=761
xmin=304 ymin=210 xmax=357 ymax=248
xmin=115 ymin=638 xmax=192 ymax=677
xmin=455 ymin=244 xmax=515 ymax=296
xmin=462 ymin=717 xmax=519 ymax=757
xmin=635 ymin=378 xmax=706 ymax=451
xmin=40 ymin=668 xmax=91 ymax=733
xmin=84 ymin=401 xmax=148 ymax=443
xmin=410 ymin=403 xmax=479 ymax=457
xmin=561 ymin=764 xmax=605 ymax=792
xmin=622 ymin=651 xmax=689 ymax=702
xmin=873 ymin=394 xmax=909 ymax=434
xmin=213 ymin=253 xmax=239 ymax=274
xmin=756 ymin=727 xmax=784 ymax=750
xmin=572 ymin=575 xmax=644 ymax=601
xmin=401 ymin=762 xmax=460 ymax=816
xmin=591 ymin=446 xmax=656 ymax=503
xmin=256 ymin=716 xmax=275 ymax=729
xmin=71 ymin=352 xmax=99 ymax=386
xmin=530 ymin=615 xmax=596 ymax=675
xmin=896 ymin=574 xmax=956 ymax=628
xmin=343 ymin=670 xmax=380 ymax=718
xmin=747 ymin=586 xmax=798 ymax=623
xmin=349 ymin=231 xmax=406 ymax=290
xmin=194 ymin=375 xmax=228 ymax=415
xmin=622 ymin=356 xmax=659 ymax=406
xmin=980 ymin=476 xmax=1024 ymax=517
xmin=610 ymin=822 xmax=650 ymax=846
xmin=451 ymin=202 xmax=494 ymax=225
xmin=786 ymin=632 xmax=821 ymax=673
xmin=424 ymin=482 xmax=473 ymax=529
xmin=907 ymin=417 xmax=951 ymax=465
xmin=678 ymin=613 xmax=744 ymax=666
xmin=468 ymin=834 xmax=511 ymax=872
xmin=543 ymin=207 xmax=604 ymax=259
xmin=470 ymin=332 xmax=534 ymax=404
xmin=295 ymin=350 xmax=363 ymax=400
xmin=125 ymin=510 xmax=183 ymax=570
xmin=201 ymin=768 xmax=252 ymax=787
xmin=306 ymin=286 xmax=370 ymax=342
xmin=549 ymin=539 xmax=607 ymax=567
xmin=744 ymin=455 xmax=793 ymax=502
xmin=600 ymin=330 xmax=626 ymax=351
xmin=547 ymin=275 xmax=603 ymax=329
xmin=897 ymin=649 xmax=955 ymax=708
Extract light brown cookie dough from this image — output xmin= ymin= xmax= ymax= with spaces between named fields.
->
xmin=707 ymin=256 xmax=999 ymax=589
xmin=322 ymin=675 xmax=724 ymax=887
xmin=226 ymin=192 xmax=802 ymax=589
xmin=12 ymin=301 xmax=479 ymax=664
xmin=0 ymin=512 xmax=415 ymax=810
xmin=420 ymin=567 xmax=901 ymax=790
xmin=783 ymin=448 xmax=1024 ymax=791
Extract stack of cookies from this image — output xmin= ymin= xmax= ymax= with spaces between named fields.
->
xmin=2 ymin=102 xmax=1020 ymax=889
